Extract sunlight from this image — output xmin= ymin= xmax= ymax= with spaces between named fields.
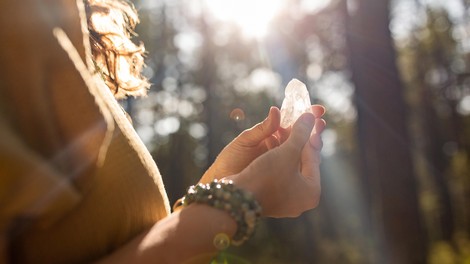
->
xmin=203 ymin=0 xmax=284 ymax=39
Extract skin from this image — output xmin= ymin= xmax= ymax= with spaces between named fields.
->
xmin=200 ymin=105 xmax=326 ymax=184
xmin=99 ymin=105 xmax=327 ymax=263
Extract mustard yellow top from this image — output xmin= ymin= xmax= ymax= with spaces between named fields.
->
xmin=0 ymin=0 xmax=170 ymax=263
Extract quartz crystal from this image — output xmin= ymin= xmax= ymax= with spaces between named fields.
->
xmin=280 ymin=79 xmax=312 ymax=128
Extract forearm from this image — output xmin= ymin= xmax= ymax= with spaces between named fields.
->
xmin=97 ymin=204 xmax=237 ymax=264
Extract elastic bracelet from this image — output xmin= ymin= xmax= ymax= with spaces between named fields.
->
xmin=178 ymin=179 xmax=262 ymax=246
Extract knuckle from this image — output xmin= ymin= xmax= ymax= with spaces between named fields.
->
xmin=312 ymin=138 xmax=323 ymax=151
xmin=310 ymin=191 xmax=321 ymax=208
xmin=256 ymin=121 xmax=269 ymax=136
xmin=302 ymin=187 xmax=321 ymax=210
xmin=291 ymin=211 xmax=302 ymax=218
xmin=309 ymin=197 xmax=320 ymax=209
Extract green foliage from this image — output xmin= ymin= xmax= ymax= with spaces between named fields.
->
xmin=397 ymin=4 xmax=470 ymax=249
xmin=429 ymin=234 xmax=470 ymax=264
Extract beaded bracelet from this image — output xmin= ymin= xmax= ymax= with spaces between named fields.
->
xmin=177 ymin=179 xmax=262 ymax=246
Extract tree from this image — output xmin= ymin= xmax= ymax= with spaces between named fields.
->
xmin=400 ymin=7 xmax=457 ymax=243
xmin=344 ymin=0 xmax=427 ymax=262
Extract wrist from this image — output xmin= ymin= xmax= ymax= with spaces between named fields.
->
xmin=180 ymin=179 xmax=262 ymax=246
xmin=224 ymin=172 xmax=267 ymax=217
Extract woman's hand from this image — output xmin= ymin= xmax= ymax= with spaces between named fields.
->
xmin=227 ymin=112 xmax=326 ymax=218
xmin=276 ymin=104 xmax=326 ymax=144
xmin=199 ymin=107 xmax=281 ymax=184
xmin=100 ymin=109 xmax=326 ymax=264
xmin=199 ymin=105 xmax=325 ymax=184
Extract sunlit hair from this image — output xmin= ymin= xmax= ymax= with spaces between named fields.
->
xmin=84 ymin=0 xmax=149 ymax=99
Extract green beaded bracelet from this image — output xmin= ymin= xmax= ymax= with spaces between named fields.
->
xmin=180 ymin=179 xmax=262 ymax=246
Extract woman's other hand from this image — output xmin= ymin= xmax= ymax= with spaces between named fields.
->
xmin=199 ymin=107 xmax=282 ymax=184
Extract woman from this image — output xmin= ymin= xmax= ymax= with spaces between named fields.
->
xmin=0 ymin=0 xmax=326 ymax=263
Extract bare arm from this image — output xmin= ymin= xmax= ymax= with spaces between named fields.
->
xmin=97 ymin=204 xmax=236 ymax=264
xmin=98 ymin=111 xmax=325 ymax=263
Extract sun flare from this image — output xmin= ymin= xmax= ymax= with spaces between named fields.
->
xmin=203 ymin=0 xmax=284 ymax=38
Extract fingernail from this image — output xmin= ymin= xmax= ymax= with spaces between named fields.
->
xmin=265 ymin=107 xmax=277 ymax=123
xmin=269 ymin=106 xmax=277 ymax=116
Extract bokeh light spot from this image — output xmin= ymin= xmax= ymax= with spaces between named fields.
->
xmin=213 ymin=233 xmax=230 ymax=250
xmin=230 ymin=108 xmax=245 ymax=121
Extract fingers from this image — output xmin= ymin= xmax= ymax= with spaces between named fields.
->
xmin=277 ymin=105 xmax=325 ymax=144
xmin=310 ymin=118 xmax=326 ymax=150
xmin=300 ymin=145 xmax=322 ymax=211
xmin=300 ymin=140 xmax=322 ymax=182
xmin=300 ymin=118 xmax=325 ymax=198
xmin=238 ymin=107 xmax=280 ymax=145
xmin=283 ymin=113 xmax=315 ymax=155
xmin=265 ymin=134 xmax=280 ymax=150
xmin=311 ymin=105 xmax=326 ymax=118
xmin=299 ymin=116 xmax=326 ymax=182
xmin=301 ymin=117 xmax=326 ymax=175
xmin=276 ymin=126 xmax=290 ymax=144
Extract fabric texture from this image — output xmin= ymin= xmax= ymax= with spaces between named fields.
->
xmin=0 ymin=0 xmax=170 ymax=263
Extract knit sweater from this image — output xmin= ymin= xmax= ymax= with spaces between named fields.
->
xmin=0 ymin=0 xmax=170 ymax=262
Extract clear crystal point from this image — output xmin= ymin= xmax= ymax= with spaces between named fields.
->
xmin=280 ymin=79 xmax=312 ymax=128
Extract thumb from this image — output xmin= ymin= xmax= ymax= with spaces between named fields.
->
xmin=284 ymin=113 xmax=315 ymax=155
xmin=238 ymin=107 xmax=280 ymax=144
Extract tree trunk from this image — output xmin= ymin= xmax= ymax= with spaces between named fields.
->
xmin=415 ymin=28 xmax=455 ymax=241
xmin=345 ymin=0 xmax=428 ymax=263
xmin=198 ymin=15 xmax=218 ymax=166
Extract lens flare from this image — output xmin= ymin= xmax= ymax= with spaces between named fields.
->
xmin=230 ymin=108 xmax=246 ymax=121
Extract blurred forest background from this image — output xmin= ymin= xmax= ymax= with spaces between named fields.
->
xmin=125 ymin=0 xmax=470 ymax=263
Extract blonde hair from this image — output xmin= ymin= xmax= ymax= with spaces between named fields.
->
xmin=84 ymin=0 xmax=149 ymax=99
